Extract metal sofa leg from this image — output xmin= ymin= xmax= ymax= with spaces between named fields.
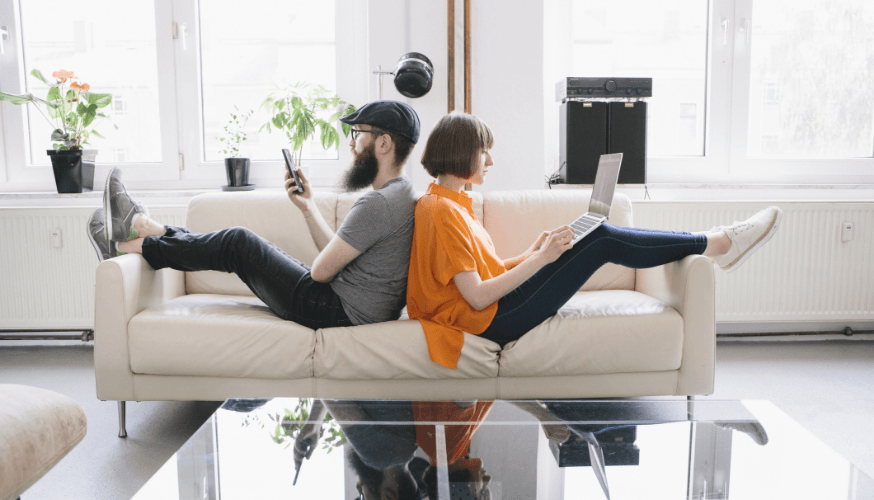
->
xmin=118 ymin=401 xmax=128 ymax=438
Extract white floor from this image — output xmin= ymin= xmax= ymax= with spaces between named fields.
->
xmin=1 ymin=339 xmax=873 ymax=500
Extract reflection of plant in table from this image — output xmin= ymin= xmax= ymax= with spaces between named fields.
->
xmin=268 ymin=398 xmax=346 ymax=452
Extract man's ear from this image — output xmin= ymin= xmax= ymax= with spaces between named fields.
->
xmin=377 ymin=133 xmax=394 ymax=155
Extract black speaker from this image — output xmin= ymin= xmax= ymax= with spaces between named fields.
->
xmin=559 ymin=100 xmax=647 ymax=185
xmin=559 ymin=101 xmax=607 ymax=184
xmin=608 ymin=101 xmax=647 ymax=184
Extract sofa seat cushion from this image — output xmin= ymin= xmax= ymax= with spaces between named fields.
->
xmin=498 ymin=290 xmax=684 ymax=377
xmin=128 ymin=294 xmax=316 ymax=379
xmin=315 ymin=319 xmax=500 ymax=380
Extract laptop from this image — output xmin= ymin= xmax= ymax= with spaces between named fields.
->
xmin=570 ymin=153 xmax=623 ymax=245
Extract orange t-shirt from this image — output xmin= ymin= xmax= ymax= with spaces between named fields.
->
xmin=412 ymin=400 xmax=494 ymax=465
xmin=407 ymin=182 xmax=508 ymax=369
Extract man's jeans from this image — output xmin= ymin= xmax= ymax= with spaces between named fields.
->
xmin=480 ymin=224 xmax=707 ymax=346
xmin=141 ymin=226 xmax=353 ymax=329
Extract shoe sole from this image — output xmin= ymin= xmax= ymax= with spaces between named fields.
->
xmin=103 ymin=168 xmax=115 ymax=244
xmin=86 ymin=215 xmax=108 ymax=262
xmin=722 ymin=208 xmax=783 ymax=273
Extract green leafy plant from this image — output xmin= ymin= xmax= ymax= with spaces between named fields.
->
xmin=0 ymin=69 xmax=115 ymax=150
xmin=219 ymin=107 xmax=252 ymax=158
xmin=259 ymin=82 xmax=356 ymax=166
xmin=268 ymin=398 xmax=346 ymax=452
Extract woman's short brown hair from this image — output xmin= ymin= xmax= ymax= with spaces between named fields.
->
xmin=421 ymin=112 xmax=494 ymax=179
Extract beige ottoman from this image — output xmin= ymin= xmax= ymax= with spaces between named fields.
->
xmin=0 ymin=385 xmax=87 ymax=500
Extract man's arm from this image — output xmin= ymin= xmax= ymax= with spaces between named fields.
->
xmin=285 ymin=170 xmax=334 ymax=251
xmin=311 ymin=236 xmax=361 ymax=283
xmin=285 ymin=170 xmax=362 ymax=282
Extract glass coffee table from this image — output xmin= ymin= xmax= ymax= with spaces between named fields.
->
xmin=133 ymin=398 xmax=873 ymax=499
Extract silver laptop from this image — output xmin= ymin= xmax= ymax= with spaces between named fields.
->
xmin=570 ymin=153 xmax=623 ymax=245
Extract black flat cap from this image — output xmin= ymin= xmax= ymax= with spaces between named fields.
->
xmin=340 ymin=100 xmax=421 ymax=144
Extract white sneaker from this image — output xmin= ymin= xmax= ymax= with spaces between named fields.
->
xmin=711 ymin=206 xmax=783 ymax=272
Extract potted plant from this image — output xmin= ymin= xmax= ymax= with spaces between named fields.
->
xmin=218 ymin=107 xmax=253 ymax=189
xmin=0 ymin=69 xmax=115 ymax=193
xmin=259 ymin=82 xmax=356 ymax=173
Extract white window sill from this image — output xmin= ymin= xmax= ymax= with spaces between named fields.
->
xmin=1 ymin=183 xmax=872 ymax=208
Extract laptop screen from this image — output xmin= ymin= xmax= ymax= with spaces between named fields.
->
xmin=588 ymin=153 xmax=623 ymax=217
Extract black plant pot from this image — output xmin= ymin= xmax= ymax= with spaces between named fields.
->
xmin=47 ymin=149 xmax=96 ymax=194
xmin=224 ymin=158 xmax=250 ymax=187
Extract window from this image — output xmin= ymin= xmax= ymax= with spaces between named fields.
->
xmin=0 ymin=0 xmax=367 ymax=190
xmin=679 ymin=103 xmax=698 ymax=142
xmin=569 ymin=0 xmax=709 ymax=157
xmin=112 ymin=96 xmax=127 ymax=115
xmin=553 ymin=0 xmax=874 ymax=184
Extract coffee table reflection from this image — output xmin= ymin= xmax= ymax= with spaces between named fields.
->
xmin=132 ymin=399 xmax=874 ymax=500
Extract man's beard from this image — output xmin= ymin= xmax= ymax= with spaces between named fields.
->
xmin=341 ymin=142 xmax=380 ymax=192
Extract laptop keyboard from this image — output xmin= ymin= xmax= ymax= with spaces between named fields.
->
xmin=572 ymin=215 xmax=599 ymax=237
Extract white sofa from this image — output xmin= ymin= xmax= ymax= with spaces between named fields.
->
xmin=94 ymin=189 xmax=715 ymax=435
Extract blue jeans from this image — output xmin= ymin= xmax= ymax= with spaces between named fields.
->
xmin=479 ymin=224 xmax=707 ymax=346
xmin=141 ymin=226 xmax=353 ymax=329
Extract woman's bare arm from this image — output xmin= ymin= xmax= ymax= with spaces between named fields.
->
xmin=453 ymin=226 xmax=575 ymax=311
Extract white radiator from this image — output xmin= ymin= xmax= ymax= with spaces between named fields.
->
xmin=633 ymin=202 xmax=874 ymax=327
xmin=0 ymin=206 xmax=186 ymax=329
xmin=1 ymin=202 xmax=872 ymax=331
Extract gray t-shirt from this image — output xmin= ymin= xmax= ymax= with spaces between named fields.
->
xmin=330 ymin=176 xmax=417 ymax=325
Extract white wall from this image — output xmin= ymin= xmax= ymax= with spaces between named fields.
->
xmin=368 ymin=0 xmax=546 ymax=194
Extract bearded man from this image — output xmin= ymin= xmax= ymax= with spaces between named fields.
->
xmin=87 ymin=100 xmax=420 ymax=328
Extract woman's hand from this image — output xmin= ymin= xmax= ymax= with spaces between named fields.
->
xmin=285 ymin=168 xmax=313 ymax=213
xmin=536 ymin=225 xmax=575 ymax=264
xmin=525 ymin=231 xmax=549 ymax=255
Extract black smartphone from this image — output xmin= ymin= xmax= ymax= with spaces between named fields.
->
xmin=282 ymin=148 xmax=304 ymax=194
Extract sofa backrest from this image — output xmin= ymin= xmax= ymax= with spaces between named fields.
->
xmin=183 ymin=188 xmax=632 ymax=297
xmin=482 ymin=191 xmax=635 ymax=291
xmin=185 ymin=191 xmax=339 ymax=296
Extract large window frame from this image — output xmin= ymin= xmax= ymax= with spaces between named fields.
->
xmin=0 ymin=0 xmax=368 ymax=191
xmin=552 ymin=0 xmax=874 ymax=186
xmin=648 ymin=0 xmax=874 ymax=185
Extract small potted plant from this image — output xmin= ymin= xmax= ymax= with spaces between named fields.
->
xmin=0 ymin=69 xmax=115 ymax=193
xmin=259 ymin=82 xmax=356 ymax=173
xmin=218 ymin=107 xmax=253 ymax=189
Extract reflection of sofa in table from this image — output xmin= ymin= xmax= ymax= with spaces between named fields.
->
xmin=94 ymin=190 xmax=715 ymax=436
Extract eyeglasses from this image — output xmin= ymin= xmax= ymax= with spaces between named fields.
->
xmin=350 ymin=128 xmax=384 ymax=141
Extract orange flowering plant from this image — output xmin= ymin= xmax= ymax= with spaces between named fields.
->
xmin=0 ymin=69 xmax=115 ymax=150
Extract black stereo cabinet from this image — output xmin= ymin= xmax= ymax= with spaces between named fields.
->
xmin=559 ymin=100 xmax=647 ymax=185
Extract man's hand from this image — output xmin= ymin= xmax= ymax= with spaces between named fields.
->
xmin=293 ymin=421 xmax=323 ymax=469
xmin=285 ymin=168 xmax=313 ymax=213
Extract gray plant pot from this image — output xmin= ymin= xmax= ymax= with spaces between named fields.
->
xmin=224 ymin=158 xmax=250 ymax=187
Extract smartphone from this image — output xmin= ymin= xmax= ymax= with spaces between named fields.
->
xmin=282 ymin=148 xmax=304 ymax=194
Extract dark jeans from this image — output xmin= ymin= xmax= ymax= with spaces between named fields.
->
xmin=141 ymin=226 xmax=353 ymax=329
xmin=480 ymin=224 xmax=707 ymax=346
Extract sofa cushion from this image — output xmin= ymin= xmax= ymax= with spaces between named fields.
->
xmin=482 ymin=191 xmax=635 ymax=291
xmin=128 ymin=294 xmax=315 ymax=379
xmin=184 ymin=191 xmax=339 ymax=296
xmin=314 ymin=318 xmax=500 ymax=380
xmin=0 ymin=385 xmax=87 ymax=500
xmin=498 ymin=290 xmax=683 ymax=377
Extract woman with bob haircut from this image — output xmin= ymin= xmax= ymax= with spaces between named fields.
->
xmin=407 ymin=111 xmax=782 ymax=369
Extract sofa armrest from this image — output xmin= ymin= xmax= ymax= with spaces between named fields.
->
xmin=636 ymin=255 xmax=716 ymax=396
xmin=94 ymin=254 xmax=185 ymax=401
